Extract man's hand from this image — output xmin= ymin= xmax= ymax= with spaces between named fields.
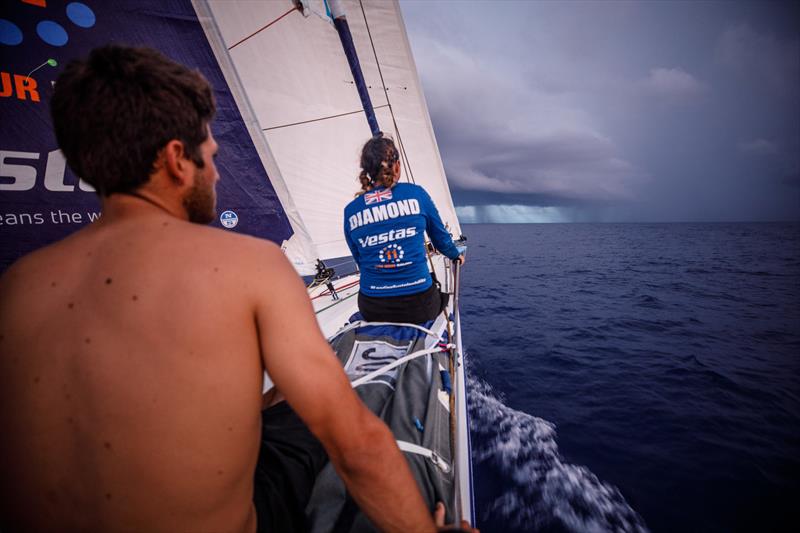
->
xmin=434 ymin=502 xmax=479 ymax=533
xmin=455 ymin=255 xmax=466 ymax=266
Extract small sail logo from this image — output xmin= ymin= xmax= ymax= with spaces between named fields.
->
xmin=220 ymin=210 xmax=238 ymax=229
xmin=344 ymin=340 xmax=411 ymax=388
xmin=379 ymin=243 xmax=404 ymax=263
xmin=365 ymin=188 xmax=392 ymax=204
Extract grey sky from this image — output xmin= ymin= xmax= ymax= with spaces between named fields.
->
xmin=399 ymin=0 xmax=800 ymax=223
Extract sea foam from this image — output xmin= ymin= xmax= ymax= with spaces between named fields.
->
xmin=467 ymin=371 xmax=649 ymax=532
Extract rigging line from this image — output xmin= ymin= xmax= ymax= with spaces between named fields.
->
xmin=228 ymin=6 xmax=299 ymax=50
xmin=357 ymin=0 xmax=417 ymax=185
xmin=262 ymin=104 xmax=390 ymax=132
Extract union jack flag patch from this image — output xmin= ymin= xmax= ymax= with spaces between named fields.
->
xmin=365 ymin=189 xmax=393 ymax=204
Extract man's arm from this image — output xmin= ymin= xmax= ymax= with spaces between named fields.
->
xmin=252 ymin=244 xmax=435 ymax=532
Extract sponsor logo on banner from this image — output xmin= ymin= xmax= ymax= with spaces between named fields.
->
xmin=0 ymin=0 xmax=295 ymax=270
xmin=0 ymin=1 xmax=98 ymax=49
xmin=0 ymin=72 xmax=41 ymax=102
xmin=1 ymin=2 xmax=98 ymax=105
xmin=220 ymin=210 xmax=238 ymax=229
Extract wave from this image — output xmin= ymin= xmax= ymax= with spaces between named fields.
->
xmin=467 ymin=372 xmax=649 ymax=533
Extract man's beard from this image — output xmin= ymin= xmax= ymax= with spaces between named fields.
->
xmin=183 ymin=167 xmax=216 ymax=224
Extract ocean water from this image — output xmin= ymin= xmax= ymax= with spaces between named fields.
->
xmin=459 ymin=223 xmax=800 ymax=533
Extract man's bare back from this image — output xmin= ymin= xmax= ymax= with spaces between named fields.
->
xmin=0 ymin=194 xmax=447 ymax=532
xmin=0 ymin=202 xmax=286 ymax=530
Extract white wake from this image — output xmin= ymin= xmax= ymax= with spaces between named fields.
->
xmin=467 ymin=374 xmax=649 ymax=532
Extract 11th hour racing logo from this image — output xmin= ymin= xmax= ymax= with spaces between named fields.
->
xmin=379 ymin=243 xmax=403 ymax=263
xmin=376 ymin=243 xmax=412 ymax=269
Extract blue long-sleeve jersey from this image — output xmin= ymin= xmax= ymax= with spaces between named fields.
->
xmin=344 ymin=183 xmax=460 ymax=297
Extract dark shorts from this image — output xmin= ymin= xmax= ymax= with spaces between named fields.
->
xmin=253 ymin=402 xmax=328 ymax=533
xmin=358 ymin=281 xmax=448 ymax=324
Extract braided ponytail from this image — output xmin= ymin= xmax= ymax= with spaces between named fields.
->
xmin=358 ymin=170 xmax=371 ymax=194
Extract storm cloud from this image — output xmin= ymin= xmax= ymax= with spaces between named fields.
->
xmin=400 ymin=0 xmax=800 ymax=223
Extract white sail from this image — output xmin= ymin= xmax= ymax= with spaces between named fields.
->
xmin=194 ymin=0 xmax=461 ymax=270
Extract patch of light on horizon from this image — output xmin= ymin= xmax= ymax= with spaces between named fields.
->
xmin=456 ymin=205 xmax=571 ymax=223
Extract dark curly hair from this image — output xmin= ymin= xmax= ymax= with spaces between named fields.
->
xmin=50 ymin=45 xmax=216 ymax=196
xmin=357 ymin=133 xmax=400 ymax=195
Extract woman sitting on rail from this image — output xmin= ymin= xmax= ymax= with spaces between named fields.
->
xmin=344 ymin=134 xmax=464 ymax=324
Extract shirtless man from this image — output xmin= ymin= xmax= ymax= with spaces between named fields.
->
xmin=0 ymin=45 xmax=472 ymax=532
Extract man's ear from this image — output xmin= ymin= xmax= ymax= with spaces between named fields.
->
xmin=162 ymin=139 xmax=193 ymax=187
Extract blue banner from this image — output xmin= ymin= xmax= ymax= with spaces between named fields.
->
xmin=0 ymin=0 xmax=293 ymax=271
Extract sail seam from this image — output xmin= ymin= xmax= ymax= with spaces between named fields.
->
xmin=262 ymin=104 xmax=390 ymax=132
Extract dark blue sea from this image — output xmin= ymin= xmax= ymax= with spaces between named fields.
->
xmin=460 ymin=223 xmax=800 ymax=533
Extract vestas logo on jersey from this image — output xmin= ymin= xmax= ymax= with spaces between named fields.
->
xmin=357 ymin=226 xmax=416 ymax=248
xmin=348 ymin=198 xmax=420 ymax=230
